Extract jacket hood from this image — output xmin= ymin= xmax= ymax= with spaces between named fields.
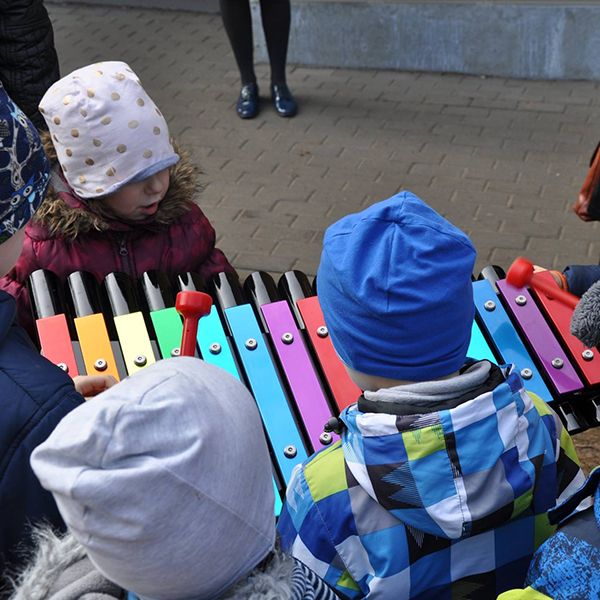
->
xmin=29 ymin=134 xmax=200 ymax=240
xmin=9 ymin=528 xmax=122 ymax=600
xmin=339 ymin=364 xmax=545 ymax=540
xmin=0 ymin=291 xmax=17 ymax=342
xmin=11 ymin=529 xmax=309 ymax=600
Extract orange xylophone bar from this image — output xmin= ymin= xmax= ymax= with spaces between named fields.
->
xmin=66 ymin=271 xmax=124 ymax=381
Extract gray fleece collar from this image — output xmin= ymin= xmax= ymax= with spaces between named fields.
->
xmin=362 ymin=360 xmax=494 ymax=415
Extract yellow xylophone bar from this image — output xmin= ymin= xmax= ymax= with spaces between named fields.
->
xmin=104 ymin=272 xmax=156 ymax=375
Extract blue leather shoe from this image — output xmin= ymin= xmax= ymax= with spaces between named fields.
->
xmin=236 ymin=83 xmax=259 ymax=119
xmin=271 ymin=83 xmax=298 ymax=118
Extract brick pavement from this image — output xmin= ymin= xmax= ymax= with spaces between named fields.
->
xmin=47 ymin=2 xmax=600 ymax=282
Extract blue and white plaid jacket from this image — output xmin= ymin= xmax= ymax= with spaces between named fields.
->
xmin=278 ymin=364 xmax=585 ymax=599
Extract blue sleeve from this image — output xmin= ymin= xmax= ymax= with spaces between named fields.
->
xmin=563 ymin=264 xmax=600 ymax=296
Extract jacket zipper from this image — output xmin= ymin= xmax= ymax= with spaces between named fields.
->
xmin=117 ymin=235 xmax=136 ymax=276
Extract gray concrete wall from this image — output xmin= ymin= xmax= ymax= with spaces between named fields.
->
xmin=54 ymin=1 xmax=600 ymax=79
xmin=250 ymin=1 xmax=600 ymax=80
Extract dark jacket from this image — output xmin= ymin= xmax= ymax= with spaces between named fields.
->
xmin=0 ymin=291 xmax=83 ymax=587
xmin=0 ymin=0 xmax=59 ymax=130
xmin=0 ymin=142 xmax=233 ymax=338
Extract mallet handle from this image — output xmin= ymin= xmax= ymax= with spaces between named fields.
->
xmin=175 ymin=291 xmax=213 ymax=357
xmin=529 ymin=274 xmax=579 ymax=310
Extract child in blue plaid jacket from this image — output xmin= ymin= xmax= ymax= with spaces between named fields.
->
xmin=277 ymin=191 xmax=586 ymax=599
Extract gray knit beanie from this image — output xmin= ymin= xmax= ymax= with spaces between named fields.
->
xmin=31 ymin=357 xmax=276 ymax=600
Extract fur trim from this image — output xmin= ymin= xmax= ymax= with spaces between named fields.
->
xmin=9 ymin=535 xmax=309 ymax=600
xmin=9 ymin=527 xmax=86 ymax=600
xmin=35 ymin=132 xmax=201 ymax=240
xmin=220 ymin=549 xmax=296 ymax=600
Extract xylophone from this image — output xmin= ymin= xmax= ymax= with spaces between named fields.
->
xmin=27 ymin=264 xmax=600 ymax=505
xmin=27 ymin=268 xmax=362 ymax=510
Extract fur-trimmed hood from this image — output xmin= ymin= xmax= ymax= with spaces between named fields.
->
xmin=9 ymin=529 xmax=335 ymax=600
xmin=8 ymin=528 xmax=122 ymax=600
xmin=31 ymin=134 xmax=201 ymax=241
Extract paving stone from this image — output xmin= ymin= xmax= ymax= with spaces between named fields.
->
xmin=45 ymin=2 xmax=600 ymax=283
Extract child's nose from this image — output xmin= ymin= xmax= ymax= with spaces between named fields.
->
xmin=145 ymin=174 xmax=163 ymax=193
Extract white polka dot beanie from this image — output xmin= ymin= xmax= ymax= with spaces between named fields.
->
xmin=39 ymin=61 xmax=179 ymax=199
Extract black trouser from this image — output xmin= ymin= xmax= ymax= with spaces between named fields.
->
xmin=219 ymin=0 xmax=291 ymax=86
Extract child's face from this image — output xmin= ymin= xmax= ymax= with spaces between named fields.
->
xmin=102 ymin=169 xmax=170 ymax=221
xmin=0 ymin=227 xmax=25 ymax=277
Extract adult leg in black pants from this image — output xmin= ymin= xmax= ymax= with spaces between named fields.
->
xmin=219 ymin=0 xmax=297 ymax=119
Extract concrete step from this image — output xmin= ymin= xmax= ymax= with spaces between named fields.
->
xmin=250 ymin=0 xmax=600 ymax=80
xmin=54 ymin=1 xmax=600 ymax=79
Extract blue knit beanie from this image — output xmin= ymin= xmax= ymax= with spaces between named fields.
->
xmin=0 ymin=84 xmax=50 ymax=245
xmin=317 ymin=191 xmax=476 ymax=382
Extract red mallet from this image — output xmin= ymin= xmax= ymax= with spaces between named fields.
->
xmin=506 ymin=257 xmax=579 ymax=310
xmin=175 ymin=291 xmax=213 ymax=357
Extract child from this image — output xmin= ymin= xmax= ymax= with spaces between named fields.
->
xmin=277 ymin=191 xmax=586 ymax=599
xmin=11 ymin=358 xmax=339 ymax=600
xmin=572 ymin=139 xmax=600 ymax=223
xmin=0 ymin=61 xmax=233 ymax=337
xmin=0 ymin=84 xmax=114 ymax=585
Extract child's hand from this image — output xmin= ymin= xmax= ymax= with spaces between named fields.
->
xmin=73 ymin=375 xmax=118 ymax=400
xmin=573 ymin=192 xmax=593 ymax=222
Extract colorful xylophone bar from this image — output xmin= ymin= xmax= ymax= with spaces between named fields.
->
xmin=29 ymin=269 xmax=81 ymax=377
xmin=67 ymin=271 xmax=124 ymax=381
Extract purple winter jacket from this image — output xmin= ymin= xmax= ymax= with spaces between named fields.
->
xmin=0 ymin=148 xmax=233 ymax=338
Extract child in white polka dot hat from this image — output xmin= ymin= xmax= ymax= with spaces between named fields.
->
xmin=0 ymin=61 xmax=233 ymax=337
xmin=42 ymin=61 xmax=177 ymax=199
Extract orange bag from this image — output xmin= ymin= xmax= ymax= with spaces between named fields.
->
xmin=573 ymin=142 xmax=600 ymax=221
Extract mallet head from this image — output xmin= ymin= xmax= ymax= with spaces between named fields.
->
xmin=175 ymin=291 xmax=212 ymax=320
xmin=506 ymin=257 xmax=535 ymax=288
